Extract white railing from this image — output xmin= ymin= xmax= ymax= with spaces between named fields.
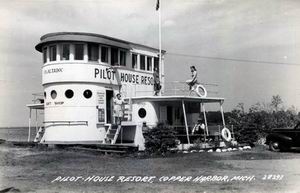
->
xmin=164 ymin=81 xmax=219 ymax=97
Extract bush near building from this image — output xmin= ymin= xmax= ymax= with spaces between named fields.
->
xmin=144 ymin=123 xmax=177 ymax=155
xmin=225 ymin=95 xmax=300 ymax=145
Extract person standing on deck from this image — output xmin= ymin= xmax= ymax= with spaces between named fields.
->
xmin=113 ymin=93 xmax=124 ymax=125
xmin=153 ymin=67 xmax=161 ymax=96
xmin=186 ymin=66 xmax=198 ymax=90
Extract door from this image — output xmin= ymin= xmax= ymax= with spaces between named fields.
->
xmin=167 ymin=106 xmax=173 ymax=125
xmin=106 ymin=90 xmax=114 ymax=123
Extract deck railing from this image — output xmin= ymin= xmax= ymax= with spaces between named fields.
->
xmin=43 ymin=121 xmax=88 ymax=127
xmin=164 ymin=81 xmax=219 ymax=97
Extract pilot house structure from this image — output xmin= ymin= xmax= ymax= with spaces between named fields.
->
xmin=27 ymin=32 xmax=230 ymax=151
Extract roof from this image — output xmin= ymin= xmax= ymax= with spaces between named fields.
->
xmin=35 ymin=32 xmax=166 ymax=53
xmin=26 ymin=103 xmax=44 ymax=110
xmin=126 ymin=96 xmax=225 ymax=103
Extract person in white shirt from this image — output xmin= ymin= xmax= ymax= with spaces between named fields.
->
xmin=113 ymin=93 xmax=124 ymax=125
xmin=192 ymin=118 xmax=205 ymax=135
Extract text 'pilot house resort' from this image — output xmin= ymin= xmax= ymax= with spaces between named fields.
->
xmin=26 ymin=32 xmax=235 ymax=151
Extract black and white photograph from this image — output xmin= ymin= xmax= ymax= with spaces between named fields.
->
xmin=0 ymin=0 xmax=300 ymax=192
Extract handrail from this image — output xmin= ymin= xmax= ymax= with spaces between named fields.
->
xmin=44 ymin=121 xmax=88 ymax=126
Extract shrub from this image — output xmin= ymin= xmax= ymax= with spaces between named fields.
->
xmin=143 ymin=123 xmax=177 ymax=155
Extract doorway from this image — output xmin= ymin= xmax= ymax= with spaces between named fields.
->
xmin=167 ymin=106 xmax=173 ymax=125
xmin=106 ymin=90 xmax=114 ymax=123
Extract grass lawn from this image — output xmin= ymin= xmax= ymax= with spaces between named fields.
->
xmin=1 ymin=144 xmax=300 ymax=193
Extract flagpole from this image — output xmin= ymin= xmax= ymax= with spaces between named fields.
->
xmin=158 ymin=0 xmax=162 ymax=95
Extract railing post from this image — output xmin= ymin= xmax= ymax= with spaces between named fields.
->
xmin=182 ymin=100 xmax=190 ymax=144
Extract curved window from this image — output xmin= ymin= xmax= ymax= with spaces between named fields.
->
xmin=83 ymin=90 xmax=92 ymax=99
xmin=65 ymin=89 xmax=74 ymax=99
xmin=43 ymin=47 xmax=47 ymax=63
xmin=51 ymin=90 xmax=57 ymax=99
xmin=60 ymin=44 xmax=70 ymax=60
xmin=88 ymin=43 xmax=99 ymax=61
xmin=75 ymin=44 xmax=84 ymax=60
xmin=49 ymin=45 xmax=57 ymax=61
xmin=138 ymin=108 xmax=147 ymax=118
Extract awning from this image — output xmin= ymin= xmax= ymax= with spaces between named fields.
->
xmin=26 ymin=103 xmax=44 ymax=110
xmin=127 ymin=96 xmax=224 ymax=104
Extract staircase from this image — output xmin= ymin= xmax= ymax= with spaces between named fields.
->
xmin=105 ymin=124 xmax=122 ymax=144
xmin=33 ymin=127 xmax=45 ymax=142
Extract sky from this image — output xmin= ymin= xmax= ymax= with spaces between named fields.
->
xmin=0 ymin=0 xmax=300 ymax=127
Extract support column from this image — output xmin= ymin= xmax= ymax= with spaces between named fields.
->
xmin=201 ymin=103 xmax=209 ymax=136
xmin=220 ymin=102 xmax=226 ymax=127
xmin=28 ymin=109 xmax=31 ymax=142
xmin=182 ymin=100 xmax=190 ymax=144
xmin=35 ymin=109 xmax=38 ymax=134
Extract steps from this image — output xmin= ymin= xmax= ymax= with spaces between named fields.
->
xmin=33 ymin=127 xmax=45 ymax=142
xmin=105 ymin=124 xmax=121 ymax=144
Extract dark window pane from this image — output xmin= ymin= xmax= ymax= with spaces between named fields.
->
xmin=140 ymin=55 xmax=145 ymax=70
xmin=83 ymin=90 xmax=92 ymax=99
xmin=88 ymin=43 xmax=99 ymax=61
xmin=43 ymin=47 xmax=47 ymax=63
xmin=49 ymin=45 xmax=56 ymax=61
xmin=154 ymin=57 xmax=159 ymax=73
xmin=60 ymin=44 xmax=70 ymax=60
xmin=111 ymin=47 xmax=118 ymax=66
xmin=132 ymin=54 xmax=137 ymax=69
xmin=51 ymin=90 xmax=57 ymax=99
xmin=147 ymin=57 xmax=152 ymax=71
xmin=120 ymin=50 xmax=126 ymax=66
xmin=101 ymin=47 xmax=108 ymax=63
xmin=75 ymin=44 xmax=84 ymax=60
xmin=65 ymin=89 xmax=74 ymax=99
xmin=138 ymin=108 xmax=147 ymax=118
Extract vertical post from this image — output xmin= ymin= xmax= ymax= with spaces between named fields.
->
xmin=220 ymin=102 xmax=226 ymax=127
xmin=231 ymin=125 xmax=234 ymax=139
xmin=201 ymin=103 xmax=209 ymax=136
xmin=28 ymin=109 xmax=31 ymax=142
xmin=182 ymin=100 xmax=190 ymax=144
xmin=35 ymin=109 xmax=38 ymax=134
xmin=158 ymin=0 xmax=162 ymax=96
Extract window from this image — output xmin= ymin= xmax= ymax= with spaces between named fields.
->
xmin=88 ymin=43 xmax=99 ymax=61
xmin=74 ymin=44 xmax=84 ymax=60
xmin=51 ymin=90 xmax=57 ymax=99
xmin=44 ymin=92 xmax=46 ymax=98
xmin=49 ymin=45 xmax=57 ymax=61
xmin=43 ymin=47 xmax=47 ymax=63
xmin=111 ymin=47 xmax=118 ymax=65
xmin=60 ymin=44 xmax=70 ymax=60
xmin=140 ymin=55 xmax=145 ymax=70
xmin=65 ymin=89 xmax=74 ymax=99
xmin=147 ymin=57 xmax=152 ymax=71
xmin=120 ymin=50 xmax=126 ymax=66
xmin=154 ymin=57 xmax=159 ymax=73
xmin=132 ymin=54 xmax=137 ymax=69
xmin=138 ymin=108 xmax=147 ymax=118
xmin=83 ymin=90 xmax=92 ymax=99
xmin=101 ymin=46 xmax=108 ymax=63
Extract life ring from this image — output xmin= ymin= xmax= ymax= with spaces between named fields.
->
xmin=221 ymin=127 xmax=232 ymax=142
xmin=195 ymin=84 xmax=207 ymax=97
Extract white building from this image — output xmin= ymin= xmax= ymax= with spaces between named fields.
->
xmin=27 ymin=32 xmax=230 ymax=151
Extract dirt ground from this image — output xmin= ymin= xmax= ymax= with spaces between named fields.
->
xmin=0 ymin=143 xmax=300 ymax=193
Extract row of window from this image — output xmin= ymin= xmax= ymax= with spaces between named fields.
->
xmin=42 ymin=43 xmax=160 ymax=72
xmin=45 ymin=89 xmax=93 ymax=100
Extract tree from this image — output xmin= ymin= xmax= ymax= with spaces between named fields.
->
xmin=271 ymin=95 xmax=283 ymax=112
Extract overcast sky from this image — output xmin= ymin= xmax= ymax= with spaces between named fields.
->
xmin=0 ymin=0 xmax=300 ymax=127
